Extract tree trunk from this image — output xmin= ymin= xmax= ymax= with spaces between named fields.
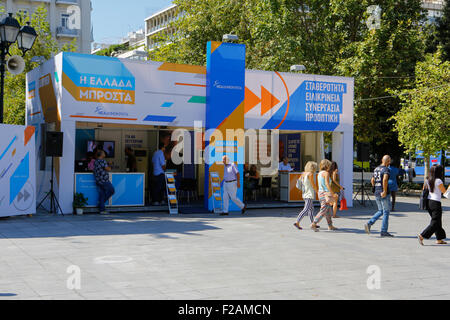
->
xmin=424 ymin=156 xmax=430 ymax=183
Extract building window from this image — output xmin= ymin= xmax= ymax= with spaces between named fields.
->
xmin=61 ymin=13 xmax=70 ymax=28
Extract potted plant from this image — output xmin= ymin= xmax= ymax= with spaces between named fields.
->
xmin=73 ymin=193 xmax=88 ymax=215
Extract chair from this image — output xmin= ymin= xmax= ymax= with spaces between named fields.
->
xmin=261 ymin=177 xmax=272 ymax=198
xmin=178 ymin=178 xmax=198 ymax=203
xmin=247 ymin=178 xmax=260 ymax=201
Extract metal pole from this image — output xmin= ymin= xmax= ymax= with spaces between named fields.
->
xmin=0 ymin=44 xmax=6 ymax=124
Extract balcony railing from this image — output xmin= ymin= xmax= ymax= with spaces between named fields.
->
xmin=56 ymin=0 xmax=79 ymax=4
xmin=56 ymin=26 xmax=80 ymax=37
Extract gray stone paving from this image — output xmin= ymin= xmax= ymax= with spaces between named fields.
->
xmin=0 ymin=196 xmax=449 ymax=300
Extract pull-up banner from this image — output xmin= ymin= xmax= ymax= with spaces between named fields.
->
xmin=0 ymin=124 xmax=36 ymax=217
xmin=204 ymin=41 xmax=246 ymax=212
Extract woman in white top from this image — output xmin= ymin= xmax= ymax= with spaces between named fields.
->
xmin=294 ymin=161 xmax=318 ymax=230
xmin=418 ymin=165 xmax=450 ymax=245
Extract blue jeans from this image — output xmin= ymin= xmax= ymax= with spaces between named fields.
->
xmin=368 ymin=196 xmax=391 ymax=233
xmin=97 ymin=181 xmax=115 ymax=211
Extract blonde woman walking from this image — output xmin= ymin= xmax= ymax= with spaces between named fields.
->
xmin=294 ymin=161 xmax=318 ymax=230
xmin=311 ymin=159 xmax=338 ymax=232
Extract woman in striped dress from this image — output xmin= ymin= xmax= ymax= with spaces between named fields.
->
xmin=293 ymin=161 xmax=318 ymax=230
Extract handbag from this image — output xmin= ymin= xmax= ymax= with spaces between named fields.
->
xmin=340 ymin=194 xmax=348 ymax=211
xmin=419 ymin=185 xmax=429 ymax=210
xmin=296 ymin=176 xmax=304 ymax=192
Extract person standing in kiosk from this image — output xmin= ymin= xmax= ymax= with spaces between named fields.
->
xmin=222 ymin=155 xmax=247 ymax=216
xmin=125 ymin=147 xmax=137 ymax=172
xmin=94 ymin=150 xmax=115 ymax=215
xmin=151 ymin=143 xmax=167 ymax=205
xmin=279 ymin=157 xmax=294 ymax=172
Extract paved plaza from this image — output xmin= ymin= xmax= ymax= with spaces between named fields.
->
xmin=0 ymin=195 xmax=449 ymax=300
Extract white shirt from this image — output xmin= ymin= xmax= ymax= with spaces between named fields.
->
xmin=279 ymin=162 xmax=293 ymax=172
xmin=427 ymin=179 xmax=443 ymax=202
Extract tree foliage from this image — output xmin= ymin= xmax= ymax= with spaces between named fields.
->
xmin=337 ymin=0 xmax=426 ymax=161
xmin=1 ymin=5 xmax=77 ymax=125
xmin=391 ymin=51 xmax=450 ymax=176
xmin=149 ymin=0 xmax=428 ymax=160
xmin=436 ymin=0 xmax=450 ymax=61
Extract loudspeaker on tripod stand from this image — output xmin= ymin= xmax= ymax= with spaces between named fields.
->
xmin=37 ymin=132 xmax=64 ymax=215
xmin=357 ymin=143 xmax=370 ymax=162
xmin=45 ymin=131 xmax=64 ymax=157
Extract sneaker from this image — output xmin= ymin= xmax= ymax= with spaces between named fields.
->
xmin=381 ymin=232 xmax=394 ymax=238
xmin=364 ymin=223 xmax=371 ymax=235
xmin=99 ymin=211 xmax=109 ymax=215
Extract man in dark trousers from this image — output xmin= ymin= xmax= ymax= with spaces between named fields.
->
xmin=151 ymin=143 xmax=166 ymax=205
xmin=94 ymin=150 xmax=115 ymax=215
xmin=365 ymin=155 xmax=394 ymax=237
xmin=125 ymin=147 xmax=137 ymax=172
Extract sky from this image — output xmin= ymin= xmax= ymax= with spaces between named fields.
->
xmin=91 ymin=0 xmax=173 ymax=44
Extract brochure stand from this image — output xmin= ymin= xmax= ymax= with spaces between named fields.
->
xmin=210 ymin=172 xmax=223 ymax=214
xmin=165 ymin=173 xmax=179 ymax=215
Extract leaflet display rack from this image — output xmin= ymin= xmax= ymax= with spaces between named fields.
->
xmin=165 ymin=172 xmax=179 ymax=215
xmin=210 ymin=172 xmax=223 ymax=214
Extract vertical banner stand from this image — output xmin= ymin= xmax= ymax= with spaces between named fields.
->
xmin=165 ymin=173 xmax=179 ymax=215
xmin=210 ymin=172 xmax=223 ymax=214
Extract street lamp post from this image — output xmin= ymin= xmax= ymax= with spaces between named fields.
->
xmin=0 ymin=13 xmax=37 ymax=124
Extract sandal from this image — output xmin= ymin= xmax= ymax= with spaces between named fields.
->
xmin=293 ymin=223 xmax=303 ymax=230
xmin=310 ymin=223 xmax=319 ymax=232
xmin=328 ymin=226 xmax=338 ymax=231
xmin=436 ymin=240 xmax=447 ymax=245
xmin=417 ymin=234 xmax=424 ymax=246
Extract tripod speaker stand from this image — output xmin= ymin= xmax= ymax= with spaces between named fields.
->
xmin=37 ymin=131 xmax=64 ymax=215
xmin=353 ymin=161 xmax=373 ymax=207
xmin=37 ymin=156 xmax=64 ymax=215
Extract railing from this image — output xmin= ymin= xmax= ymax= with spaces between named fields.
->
xmin=56 ymin=0 xmax=79 ymax=4
xmin=56 ymin=26 xmax=80 ymax=37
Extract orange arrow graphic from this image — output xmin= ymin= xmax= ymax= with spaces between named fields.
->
xmin=261 ymin=85 xmax=280 ymax=116
xmin=245 ymin=87 xmax=261 ymax=113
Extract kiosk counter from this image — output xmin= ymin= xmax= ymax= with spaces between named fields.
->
xmin=75 ymin=173 xmax=145 ymax=207
xmin=279 ymin=172 xmax=319 ymax=202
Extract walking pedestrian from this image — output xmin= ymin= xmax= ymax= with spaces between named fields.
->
xmin=329 ymin=161 xmax=345 ymax=218
xmin=93 ymin=150 xmax=115 ymax=215
xmin=364 ymin=155 xmax=394 ymax=237
xmin=293 ymin=161 xmax=318 ymax=230
xmin=418 ymin=165 xmax=450 ymax=246
xmin=388 ymin=161 xmax=400 ymax=211
xmin=310 ymin=159 xmax=338 ymax=232
xmin=221 ymin=155 xmax=247 ymax=216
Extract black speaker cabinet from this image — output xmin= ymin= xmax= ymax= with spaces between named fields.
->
xmin=45 ymin=131 xmax=64 ymax=157
xmin=357 ymin=143 xmax=370 ymax=162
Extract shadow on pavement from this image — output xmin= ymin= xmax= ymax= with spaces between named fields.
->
xmin=0 ymin=214 xmax=222 ymax=240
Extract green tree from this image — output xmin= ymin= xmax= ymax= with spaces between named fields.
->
xmin=436 ymin=0 xmax=450 ymax=61
xmin=338 ymin=0 xmax=426 ymax=161
xmin=1 ymin=5 xmax=77 ymax=125
xmin=150 ymin=0 xmax=427 ymax=161
xmin=391 ymin=51 xmax=450 ymax=179
xmin=94 ymin=43 xmax=129 ymax=57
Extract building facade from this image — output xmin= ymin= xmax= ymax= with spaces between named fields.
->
xmin=91 ymin=29 xmax=147 ymax=61
xmin=0 ymin=0 xmax=92 ymax=54
xmin=422 ymin=0 xmax=446 ymax=22
xmin=144 ymin=4 xmax=178 ymax=51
